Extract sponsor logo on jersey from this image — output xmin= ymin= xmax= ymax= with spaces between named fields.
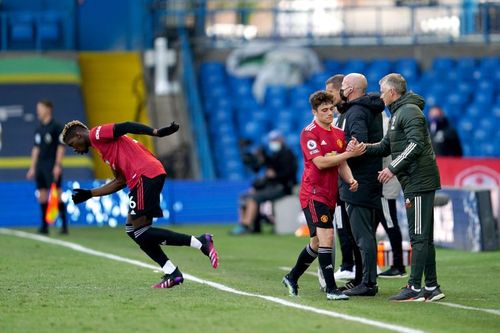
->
xmin=307 ymin=140 xmax=317 ymax=150
xmin=96 ymin=126 xmax=102 ymax=140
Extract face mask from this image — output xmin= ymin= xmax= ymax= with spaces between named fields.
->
xmin=340 ymin=88 xmax=349 ymax=102
xmin=269 ymin=141 xmax=282 ymax=152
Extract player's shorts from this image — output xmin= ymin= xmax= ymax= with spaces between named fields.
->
xmin=128 ymin=174 xmax=166 ymax=220
xmin=35 ymin=166 xmax=61 ymax=189
xmin=303 ymin=199 xmax=334 ymax=237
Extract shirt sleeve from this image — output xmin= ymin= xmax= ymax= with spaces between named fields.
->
xmin=300 ymin=130 xmax=322 ymax=161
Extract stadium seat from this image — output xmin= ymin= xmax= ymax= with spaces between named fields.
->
xmin=324 ymin=59 xmax=342 ymax=74
xmin=342 ymin=59 xmax=366 ymax=74
xmin=10 ymin=13 xmax=34 ymax=42
xmin=37 ymin=11 xmax=61 ymax=43
xmin=394 ymin=58 xmax=419 ymax=82
xmin=432 ymin=57 xmax=455 ymax=73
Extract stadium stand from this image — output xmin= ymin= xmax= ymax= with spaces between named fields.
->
xmin=200 ymin=57 xmax=500 ymax=179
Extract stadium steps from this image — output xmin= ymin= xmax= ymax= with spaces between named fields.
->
xmin=79 ymin=52 xmax=153 ymax=179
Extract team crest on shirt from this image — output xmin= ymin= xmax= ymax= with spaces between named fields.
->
xmin=320 ymin=215 xmax=329 ymax=223
xmin=337 ymin=139 xmax=343 ymax=149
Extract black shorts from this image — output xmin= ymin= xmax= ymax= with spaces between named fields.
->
xmin=303 ymin=200 xmax=334 ymax=237
xmin=129 ymin=174 xmax=166 ymax=220
xmin=35 ymin=167 xmax=61 ymax=189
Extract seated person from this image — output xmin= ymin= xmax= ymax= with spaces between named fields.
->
xmin=428 ymin=106 xmax=462 ymax=157
xmin=231 ymin=130 xmax=298 ymax=235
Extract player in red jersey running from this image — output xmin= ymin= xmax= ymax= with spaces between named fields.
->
xmin=61 ymin=120 xmax=218 ymax=288
xmin=282 ymin=91 xmax=364 ymax=300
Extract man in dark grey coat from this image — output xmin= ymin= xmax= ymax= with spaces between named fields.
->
xmin=354 ymin=73 xmax=445 ymax=302
xmin=336 ymin=73 xmax=385 ymax=296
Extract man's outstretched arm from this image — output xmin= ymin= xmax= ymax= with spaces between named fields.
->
xmin=113 ymin=121 xmax=179 ymax=138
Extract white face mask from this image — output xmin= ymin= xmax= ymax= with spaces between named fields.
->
xmin=269 ymin=141 xmax=282 ymax=152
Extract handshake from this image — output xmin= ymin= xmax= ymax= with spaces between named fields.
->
xmin=346 ymin=137 xmax=366 ymax=156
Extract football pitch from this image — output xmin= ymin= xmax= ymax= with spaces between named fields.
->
xmin=1 ymin=225 xmax=499 ymax=333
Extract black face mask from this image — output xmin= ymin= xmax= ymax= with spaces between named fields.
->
xmin=340 ymin=88 xmax=348 ymax=102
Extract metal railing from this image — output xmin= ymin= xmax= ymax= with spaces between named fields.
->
xmin=151 ymin=1 xmax=499 ymax=47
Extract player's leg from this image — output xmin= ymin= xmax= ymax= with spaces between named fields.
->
xmin=378 ymin=197 xmax=405 ymax=277
xmin=282 ymin=204 xmax=319 ymax=296
xmin=130 ymin=175 xmax=218 ymax=268
xmin=127 ymin=214 xmax=184 ymax=288
xmin=35 ymin=169 xmax=49 ymax=234
xmin=334 ymin=200 xmax=356 ymax=280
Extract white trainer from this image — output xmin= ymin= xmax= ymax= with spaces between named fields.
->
xmin=334 ymin=266 xmax=355 ymax=280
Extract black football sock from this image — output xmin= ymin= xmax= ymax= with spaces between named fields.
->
xmin=40 ymin=203 xmax=48 ymax=232
xmin=135 ymin=226 xmax=191 ymax=246
xmin=58 ymin=202 xmax=68 ymax=231
xmin=318 ymin=247 xmax=337 ymax=291
xmin=289 ymin=244 xmax=318 ymax=281
xmin=131 ymin=228 xmax=168 ymax=267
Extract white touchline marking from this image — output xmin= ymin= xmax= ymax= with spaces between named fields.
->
xmin=0 ymin=230 xmax=496 ymax=330
xmin=438 ymin=302 xmax=500 ymax=316
xmin=279 ymin=266 xmax=318 ymax=277
xmin=1 ymin=229 xmax=421 ymax=333
xmin=277 ymin=266 xmax=500 ymax=316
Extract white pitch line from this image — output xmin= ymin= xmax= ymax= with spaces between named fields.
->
xmin=277 ymin=266 xmax=500 ymax=317
xmin=1 ymin=228 xmax=423 ymax=333
xmin=2 ymin=229 xmax=499 ymax=322
xmin=279 ymin=266 xmax=318 ymax=277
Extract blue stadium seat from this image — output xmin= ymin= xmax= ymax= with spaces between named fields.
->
xmin=394 ymin=58 xmax=419 ymax=82
xmin=342 ymin=59 xmax=366 ymax=74
xmin=474 ymin=90 xmax=494 ymax=105
xmin=466 ymin=103 xmax=486 ymax=119
xmin=365 ymin=59 xmax=392 ymax=84
xmin=38 ymin=11 xmax=61 ymax=43
xmin=432 ymin=57 xmax=455 ymax=73
xmin=324 ymin=59 xmax=341 ymax=74
xmin=10 ymin=13 xmax=34 ymax=42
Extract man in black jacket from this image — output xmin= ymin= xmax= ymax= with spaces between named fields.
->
xmin=356 ymin=73 xmax=445 ymax=302
xmin=231 ymin=130 xmax=298 ymax=235
xmin=336 ymin=73 xmax=385 ymax=296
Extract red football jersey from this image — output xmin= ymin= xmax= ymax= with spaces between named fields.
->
xmin=299 ymin=120 xmax=346 ymax=209
xmin=89 ymin=124 xmax=166 ymax=189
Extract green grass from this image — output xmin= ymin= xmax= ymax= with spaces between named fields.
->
xmin=1 ymin=225 xmax=499 ymax=333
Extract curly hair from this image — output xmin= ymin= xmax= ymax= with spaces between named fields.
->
xmin=309 ymin=90 xmax=334 ymax=110
xmin=61 ymin=120 xmax=88 ymax=144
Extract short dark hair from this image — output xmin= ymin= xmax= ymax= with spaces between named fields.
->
xmin=38 ymin=100 xmax=54 ymax=109
xmin=61 ymin=120 xmax=88 ymax=144
xmin=309 ymin=91 xmax=334 ymax=110
xmin=325 ymin=74 xmax=344 ymax=90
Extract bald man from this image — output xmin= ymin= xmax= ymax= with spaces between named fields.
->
xmin=336 ymin=73 xmax=385 ymax=296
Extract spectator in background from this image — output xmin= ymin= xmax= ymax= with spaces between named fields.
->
xmin=428 ymin=106 xmax=463 ymax=157
xmin=231 ymin=130 xmax=298 ymax=235
xmin=26 ymin=100 xmax=68 ymax=235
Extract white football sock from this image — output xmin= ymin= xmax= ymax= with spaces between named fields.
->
xmin=190 ymin=236 xmax=202 ymax=249
xmin=162 ymin=260 xmax=176 ymax=274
